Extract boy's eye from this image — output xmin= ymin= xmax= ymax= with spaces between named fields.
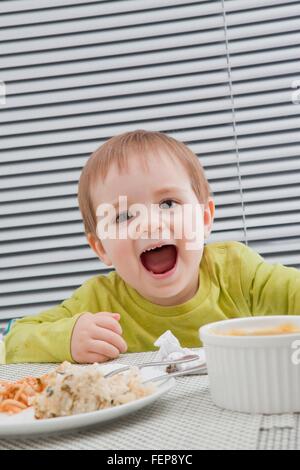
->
xmin=115 ymin=199 xmax=178 ymax=223
xmin=159 ymin=199 xmax=178 ymax=209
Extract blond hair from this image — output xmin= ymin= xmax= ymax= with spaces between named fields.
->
xmin=78 ymin=129 xmax=212 ymax=237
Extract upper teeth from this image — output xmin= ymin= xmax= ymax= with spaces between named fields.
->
xmin=143 ymin=244 xmax=164 ymax=253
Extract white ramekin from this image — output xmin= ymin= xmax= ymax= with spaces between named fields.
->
xmin=199 ymin=316 xmax=300 ymax=414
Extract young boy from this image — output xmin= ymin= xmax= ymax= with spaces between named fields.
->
xmin=4 ymin=130 xmax=300 ymax=364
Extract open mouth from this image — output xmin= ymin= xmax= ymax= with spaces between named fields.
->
xmin=140 ymin=244 xmax=178 ymax=275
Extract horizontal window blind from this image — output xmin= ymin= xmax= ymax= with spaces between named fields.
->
xmin=223 ymin=0 xmax=300 ymax=269
xmin=0 ymin=0 xmax=299 ymax=320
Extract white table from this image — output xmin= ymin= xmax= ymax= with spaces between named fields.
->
xmin=0 ymin=351 xmax=298 ymax=450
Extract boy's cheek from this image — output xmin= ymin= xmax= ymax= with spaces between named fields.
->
xmin=111 ymin=243 xmax=138 ymax=269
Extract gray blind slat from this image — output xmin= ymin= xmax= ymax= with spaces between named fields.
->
xmin=0 ymin=0 xmax=216 ymax=28
xmin=7 ymin=66 xmax=228 ymax=96
xmin=0 ymin=18 xmax=223 ymax=56
xmin=0 ymin=31 xmax=226 ymax=69
xmin=1 ymin=81 xmax=230 ymax=118
xmin=0 ymin=0 xmax=128 ymax=13
xmin=0 ymin=50 xmax=228 ymax=82
xmin=0 ymin=8 xmax=222 ymax=42
xmin=0 ymin=88 xmax=231 ymax=125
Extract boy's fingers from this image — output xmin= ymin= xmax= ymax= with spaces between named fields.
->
xmin=88 ymin=339 xmax=120 ymax=359
xmin=91 ymin=327 xmax=127 ymax=353
xmin=92 ymin=316 xmax=122 ymax=335
xmin=97 ymin=311 xmax=120 ymax=317
xmin=93 ymin=312 xmax=120 ymax=321
xmin=85 ymin=353 xmax=109 ymax=364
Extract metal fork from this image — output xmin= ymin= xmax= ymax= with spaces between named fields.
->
xmin=104 ymin=354 xmax=203 ymax=378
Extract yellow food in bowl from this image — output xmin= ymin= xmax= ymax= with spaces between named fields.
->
xmin=217 ymin=323 xmax=300 ymax=337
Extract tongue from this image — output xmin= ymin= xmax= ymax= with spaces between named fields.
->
xmin=141 ymin=245 xmax=177 ymax=274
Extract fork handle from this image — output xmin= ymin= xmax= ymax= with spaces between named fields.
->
xmin=143 ymin=364 xmax=207 ymax=383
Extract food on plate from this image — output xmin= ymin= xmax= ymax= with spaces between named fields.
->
xmin=0 ymin=375 xmax=48 ymax=415
xmin=1 ymin=362 xmax=156 ymax=419
xmin=32 ymin=361 xmax=156 ymax=419
xmin=216 ymin=323 xmax=300 ymax=337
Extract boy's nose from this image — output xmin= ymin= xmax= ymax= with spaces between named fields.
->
xmin=137 ymin=208 xmax=170 ymax=241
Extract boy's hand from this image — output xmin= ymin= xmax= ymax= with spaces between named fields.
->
xmin=71 ymin=312 xmax=127 ymax=363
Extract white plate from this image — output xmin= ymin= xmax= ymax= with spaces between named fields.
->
xmin=0 ymin=363 xmax=175 ymax=438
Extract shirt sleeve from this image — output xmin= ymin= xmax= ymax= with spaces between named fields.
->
xmin=4 ymin=282 xmax=93 ymax=364
xmin=239 ymin=243 xmax=300 ymax=316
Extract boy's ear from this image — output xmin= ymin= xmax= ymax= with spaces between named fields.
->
xmin=204 ymin=197 xmax=215 ymax=239
xmin=86 ymin=233 xmax=113 ymax=267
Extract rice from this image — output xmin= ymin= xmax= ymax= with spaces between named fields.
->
xmin=32 ymin=361 xmax=156 ymax=419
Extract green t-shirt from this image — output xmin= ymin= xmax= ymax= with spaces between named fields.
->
xmin=4 ymin=241 xmax=300 ymax=363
